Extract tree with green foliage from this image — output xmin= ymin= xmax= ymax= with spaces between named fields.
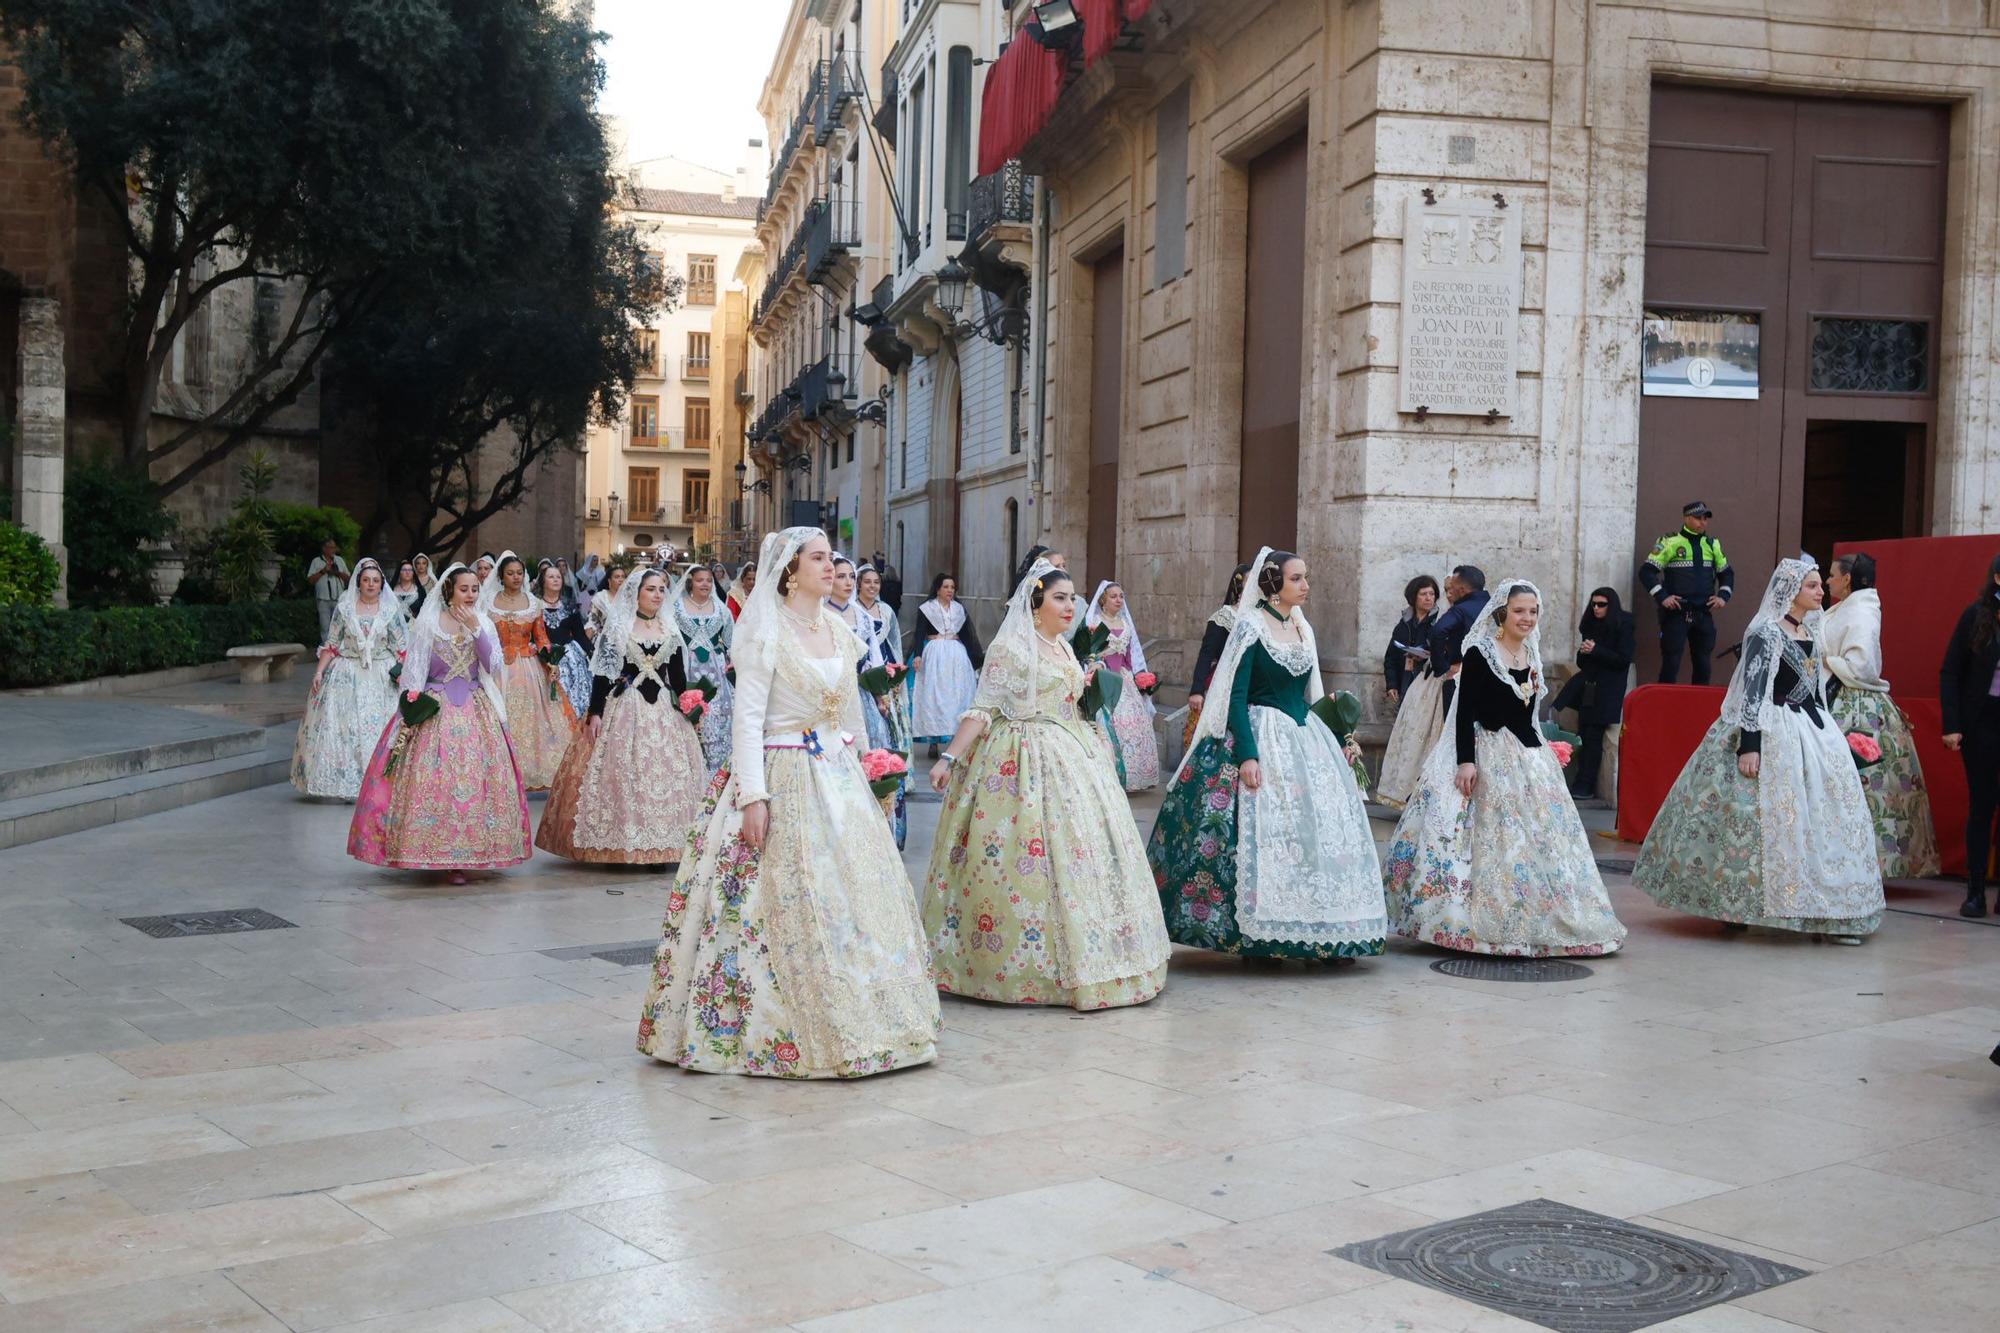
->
xmin=0 ymin=0 xmax=639 ymax=501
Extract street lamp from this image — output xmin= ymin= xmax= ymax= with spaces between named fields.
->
xmin=934 ymin=257 xmax=970 ymax=320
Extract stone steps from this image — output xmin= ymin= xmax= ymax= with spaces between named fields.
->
xmin=0 ymin=723 xmax=298 ymax=851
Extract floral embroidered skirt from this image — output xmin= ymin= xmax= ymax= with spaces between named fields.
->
xmin=1147 ymin=710 xmax=1387 ymax=961
xmin=1831 ymin=688 xmax=1941 ymax=880
xmin=1099 ymin=667 xmax=1160 ymax=792
xmin=1384 ymin=728 xmax=1626 ymax=956
xmin=923 ymin=715 xmax=1170 ymax=1009
xmin=859 ymin=689 xmax=909 ymax=849
xmin=1375 ymin=670 xmax=1446 ymax=809
xmin=497 ymin=655 xmax=577 ymax=791
xmin=686 ymin=655 xmax=735 ymax=773
xmin=348 ymin=693 xmax=532 ymax=870
xmin=292 ymin=655 xmax=398 ymax=800
xmin=1633 ymin=712 xmax=1885 ymax=935
xmin=637 ymin=743 xmax=939 ymax=1078
xmin=536 ymin=694 xmax=708 ymax=864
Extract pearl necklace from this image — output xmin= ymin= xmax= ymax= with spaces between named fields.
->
xmin=780 ymin=603 xmax=825 ymax=633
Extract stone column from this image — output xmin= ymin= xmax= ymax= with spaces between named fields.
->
xmin=12 ymin=297 xmax=66 ymax=607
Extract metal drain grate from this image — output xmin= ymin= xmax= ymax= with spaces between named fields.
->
xmin=1430 ymin=957 xmax=1595 ymax=983
xmin=121 ymin=908 xmax=297 ymax=939
xmin=539 ymin=940 xmax=658 ymax=967
xmin=1333 ymin=1199 xmax=1807 ymax=1332
xmin=1595 ymin=857 xmax=1636 ymax=874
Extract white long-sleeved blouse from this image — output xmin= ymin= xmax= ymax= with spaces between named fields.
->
xmin=728 ymin=622 xmax=868 ymax=808
xmin=1821 ymin=588 xmax=1890 ymax=694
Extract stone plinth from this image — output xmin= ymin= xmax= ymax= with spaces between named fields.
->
xmin=12 ymin=297 xmax=66 ymax=607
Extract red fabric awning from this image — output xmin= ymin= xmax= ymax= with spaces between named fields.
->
xmin=1080 ymin=0 xmax=1122 ymax=65
xmin=978 ymin=31 xmax=1065 ymax=176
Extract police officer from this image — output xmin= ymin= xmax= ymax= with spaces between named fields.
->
xmin=1642 ymin=500 xmax=1733 ymax=684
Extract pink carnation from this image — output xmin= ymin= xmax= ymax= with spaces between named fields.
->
xmin=1549 ymin=740 xmax=1573 ymax=768
xmin=860 ymin=748 xmax=908 ymax=781
xmin=1846 ymin=731 xmax=1882 ymax=763
xmin=677 ymin=689 xmax=705 ymax=715
xmin=404 ymin=689 xmax=421 ymax=702
xmin=1134 ymin=671 xmax=1157 ymax=690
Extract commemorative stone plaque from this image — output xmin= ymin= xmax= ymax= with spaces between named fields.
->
xmin=1398 ymin=196 xmax=1522 ymax=418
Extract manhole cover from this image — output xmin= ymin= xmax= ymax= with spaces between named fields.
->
xmin=538 ymin=940 xmax=659 ymax=967
xmin=121 ymin=908 xmax=297 ymax=938
xmin=1596 ymin=858 xmax=1636 ymax=874
xmin=1431 ymin=957 xmax=1594 ymax=983
xmin=591 ymin=945 xmax=658 ymax=967
xmin=1333 ymin=1199 xmax=1807 ymax=1332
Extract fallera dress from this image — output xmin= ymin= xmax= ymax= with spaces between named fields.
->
xmin=292 ymin=601 xmax=406 ymax=799
xmin=1635 ymin=628 xmax=1885 ymax=935
xmin=1096 ymin=622 xmax=1160 ymax=792
xmin=536 ymin=630 xmax=706 ymax=864
xmin=541 ymin=597 xmax=593 ymax=719
xmin=675 ymin=597 xmax=735 ymax=772
xmin=1821 ymin=588 xmax=1940 ymax=880
xmin=348 ymin=629 xmax=531 ymax=870
xmin=924 ymin=637 xmax=1171 ymax=1007
xmin=637 ymin=596 xmax=938 ymax=1078
xmin=847 ymin=597 xmax=911 ymax=849
xmin=1383 ymin=650 xmax=1627 ymax=956
xmin=911 ymin=599 xmax=981 ymax=742
xmin=490 ymin=604 xmax=579 ymax=790
xmin=1148 ymin=603 xmax=1388 ymax=960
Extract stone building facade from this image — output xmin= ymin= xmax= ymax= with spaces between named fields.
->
xmin=581 ymin=184 xmax=758 ymax=563
xmin=1009 ymin=0 xmax=2000 ymax=720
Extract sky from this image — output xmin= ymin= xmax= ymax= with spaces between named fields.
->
xmin=594 ymin=0 xmax=791 ymax=174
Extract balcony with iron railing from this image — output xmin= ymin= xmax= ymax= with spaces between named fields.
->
xmin=969 ymin=159 xmax=1033 ymax=242
xmin=681 ymin=354 xmax=711 ymax=380
xmin=751 ymin=205 xmax=815 ymax=329
xmin=605 ymin=498 xmax=695 ymax=529
xmin=759 ymin=61 xmax=827 ymax=219
xmin=807 ymin=196 xmax=859 ymax=284
xmin=873 ymin=64 xmax=897 ymax=145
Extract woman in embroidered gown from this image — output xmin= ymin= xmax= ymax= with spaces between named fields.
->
xmin=411 ymin=553 xmax=437 ymax=597
xmin=1084 ymin=581 xmax=1160 ymax=791
xmin=1383 ymin=580 xmax=1627 ymax=956
xmin=1183 ymin=564 xmax=1250 ymax=753
xmin=535 ymin=560 xmax=593 ymax=719
xmin=538 ymin=569 xmax=708 ymax=865
xmin=847 ymin=562 xmax=912 ymax=848
xmin=389 ymin=561 xmax=424 ymax=616
xmin=481 ymin=552 xmax=578 ymax=790
xmin=292 ymin=558 xmax=408 ymax=799
xmin=922 ymin=561 xmax=1172 ymax=1007
xmin=672 ymin=563 xmax=736 ymax=772
xmin=912 ymin=573 xmax=984 ymax=749
xmin=588 ymin=564 xmax=629 ymax=640
xmin=1822 ymin=553 xmax=1939 ymax=881
xmin=1377 ymin=575 xmax=1453 ymax=808
xmin=1147 ymin=548 xmax=1388 ymax=961
xmin=349 ymin=564 xmax=531 ymax=882
xmin=637 ymin=527 xmax=938 ymax=1078
xmin=726 ymin=560 xmax=754 ymax=618
xmin=1635 ymin=559 xmax=1884 ymax=942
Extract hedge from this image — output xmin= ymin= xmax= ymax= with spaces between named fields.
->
xmin=0 ymin=600 xmax=320 ymax=689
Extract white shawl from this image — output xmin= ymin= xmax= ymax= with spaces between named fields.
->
xmin=1821 ymin=588 xmax=1889 ymax=693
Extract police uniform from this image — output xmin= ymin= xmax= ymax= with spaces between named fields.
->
xmin=1642 ymin=502 xmax=1733 ymax=684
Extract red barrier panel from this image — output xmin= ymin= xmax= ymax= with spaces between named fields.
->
xmin=1831 ymin=534 xmax=2000 ymax=704
xmin=1899 ymin=697 xmax=1968 ymax=876
xmin=1615 ymin=685 xmax=1724 ymax=845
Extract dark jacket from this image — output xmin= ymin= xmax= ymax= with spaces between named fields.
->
xmin=1939 ymin=601 xmax=2000 ymax=736
xmin=1427 ymin=590 xmax=1491 ymax=678
xmin=1568 ymin=607 xmax=1636 ymax=725
xmin=1384 ymin=610 xmax=1439 ymax=695
xmin=1641 ymin=527 xmax=1735 ymax=608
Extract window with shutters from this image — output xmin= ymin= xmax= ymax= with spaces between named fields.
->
xmin=685 ymin=397 xmax=711 ymax=447
xmin=635 ymin=330 xmax=659 ymax=375
xmin=628 ymin=468 xmax=660 ymax=515
xmin=631 ymin=396 xmax=660 ymax=446
xmin=682 ymin=471 xmax=711 ymax=517
xmin=688 ymin=255 xmax=717 ymax=305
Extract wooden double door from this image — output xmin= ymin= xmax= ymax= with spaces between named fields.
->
xmin=1638 ymin=86 xmax=1947 ymax=674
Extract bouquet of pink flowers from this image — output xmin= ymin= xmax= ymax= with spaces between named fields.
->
xmin=1548 ymin=740 xmax=1574 ymax=768
xmin=1846 ymin=730 xmax=1883 ymax=770
xmin=859 ymin=748 xmax=908 ymax=800
xmin=1134 ymin=670 xmax=1159 ymax=696
xmin=677 ymin=688 xmax=708 ymax=729
xmin=860 ymin=661 xmax=906 ymax=697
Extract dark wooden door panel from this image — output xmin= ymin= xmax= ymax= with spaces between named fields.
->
xmin=1087 ymin=245 xmax=1124 ymax=585
xmin=1239 ymin=129 xmax=1307 ymax=562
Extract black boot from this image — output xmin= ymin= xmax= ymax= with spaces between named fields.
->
xmin=1961 ymin=884 xmax=1989 ymax=919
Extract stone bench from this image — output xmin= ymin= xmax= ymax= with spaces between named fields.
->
xmin=226 ymin=643 xmax=308 ymax=686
